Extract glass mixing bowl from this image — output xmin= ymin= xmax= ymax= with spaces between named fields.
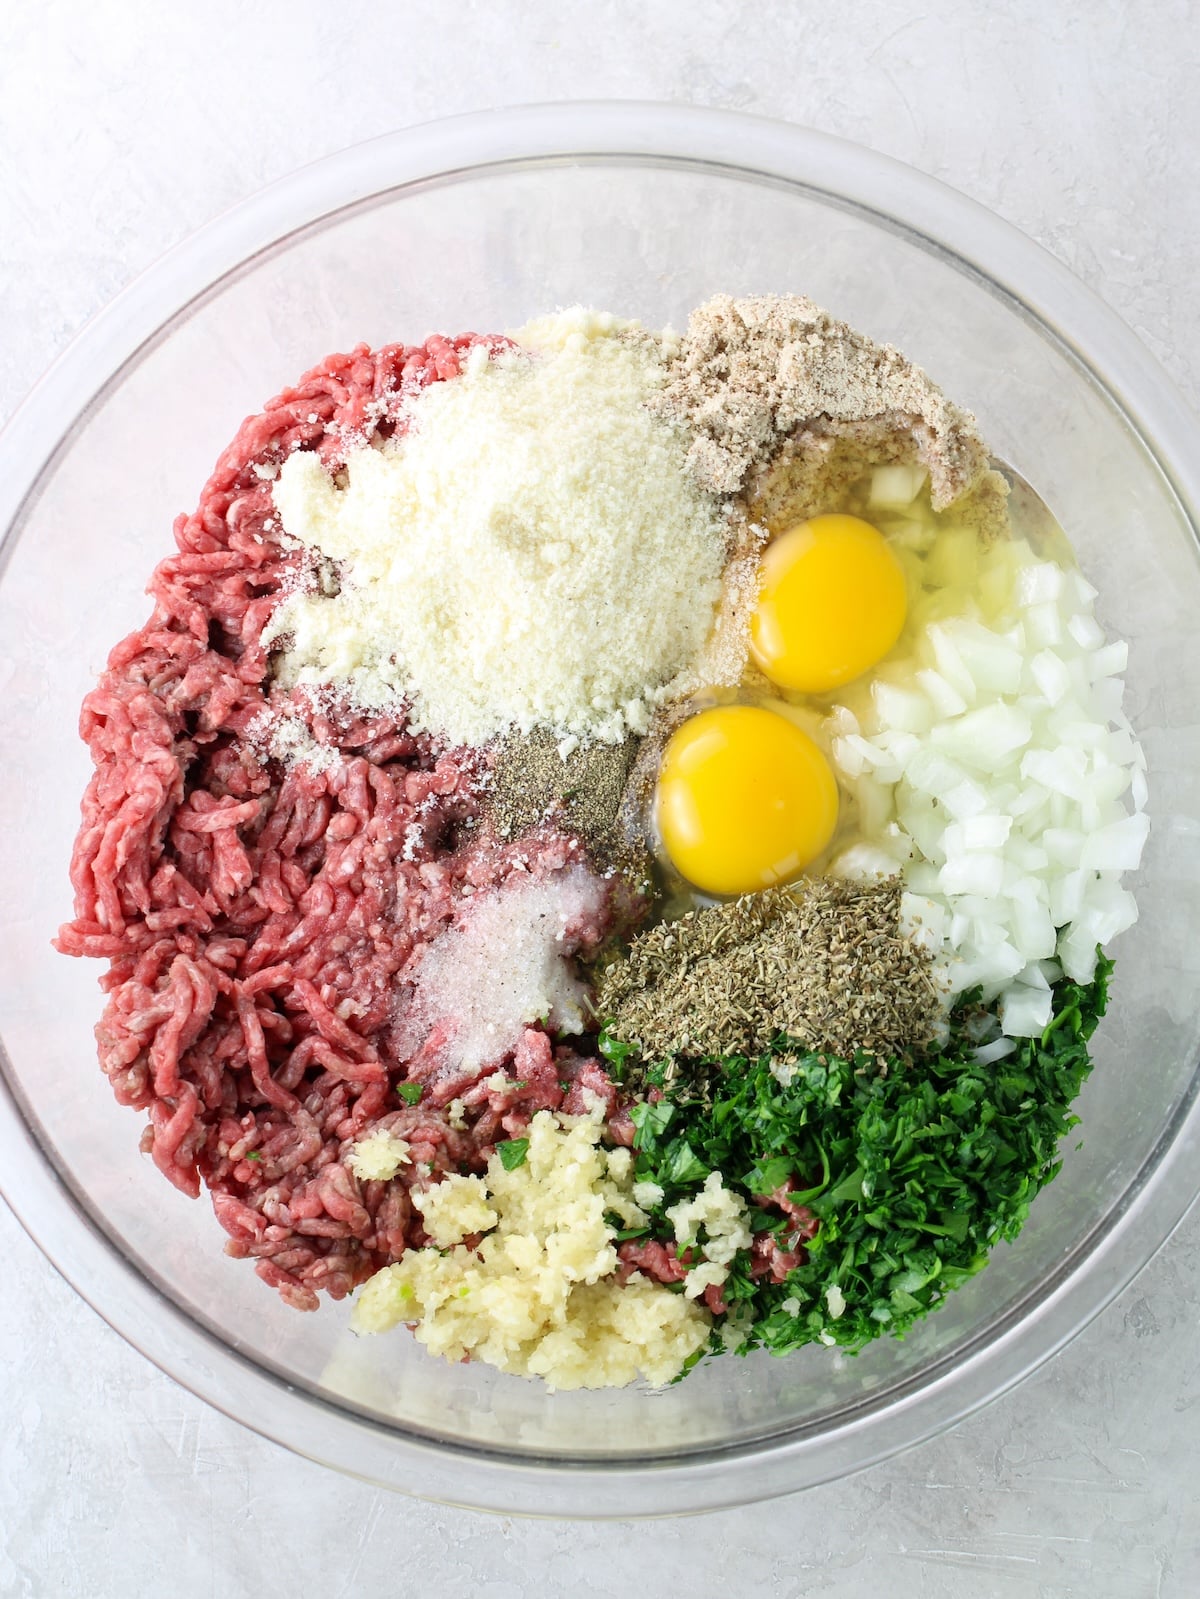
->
xmin=2 ymin=104 xmax=1199 ymax=1519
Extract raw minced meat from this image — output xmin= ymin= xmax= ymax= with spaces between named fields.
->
xmin=55 ymin=335 xmax=626 ymax=1311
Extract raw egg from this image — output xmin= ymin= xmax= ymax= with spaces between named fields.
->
xmin=655 ymin=704 xmax=839 ymax=897
xmin=750 ymin=513 xmax=907 ymax=694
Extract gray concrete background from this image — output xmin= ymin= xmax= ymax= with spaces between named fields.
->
xmin=2 ymin=2 xmax=1198 ymax=1593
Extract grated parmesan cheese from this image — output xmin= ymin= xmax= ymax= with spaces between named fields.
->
xmin=260 ymin=712 xmax=341 ymax=774
xmin=264 ymin=310 xmax=730 ymax=748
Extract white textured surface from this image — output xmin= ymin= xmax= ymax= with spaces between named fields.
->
xmin=3 ymin=1 xmax=1199 ymax=1593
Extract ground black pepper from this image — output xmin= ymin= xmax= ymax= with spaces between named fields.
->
xmin=483 ymin=729 xmax=650 ymax=882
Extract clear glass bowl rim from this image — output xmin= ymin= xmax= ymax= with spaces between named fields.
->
xmin=2 ymin=101 xmax=1199 ymax=1519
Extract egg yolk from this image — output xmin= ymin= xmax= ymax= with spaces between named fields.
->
xmin=655 ymin=705 xmax=839 ymax=897
xmin=750 ymin=513 xmax=908 ymax=694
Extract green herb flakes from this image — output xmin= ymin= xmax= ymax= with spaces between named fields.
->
xmin=497 ymin=1137 xmax=530 ymax=1171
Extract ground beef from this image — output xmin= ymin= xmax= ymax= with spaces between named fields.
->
xmin=55 ymin=335 xmax=620 ymax=1312
xmin=749 ymin=1184 xmax=820 ymax=1285
xmin=616 ymin=1240 xmax=728 ymax=1316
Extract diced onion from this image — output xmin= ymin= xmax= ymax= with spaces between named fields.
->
xmin=828 ymin=536 xmax=1146 ymax=1037
xmin=972 ymin=1035 xmax=1019 ymax=1065
xmin=1000 ymin=985 xmax=1053 ymax=1037
xmin=869 ymin=463 xmax=928 ymax=510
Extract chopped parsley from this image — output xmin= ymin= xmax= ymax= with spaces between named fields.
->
xmin=628 ymin=1098 xmax=675 ymax=1146
xmin=396 ymin=1082 xmax=424 ymax=1106
xmin=608 ymin=958 xmax=1111 ymax=1365
xmin=497 ymin=1137 xmax=530 ymax=1171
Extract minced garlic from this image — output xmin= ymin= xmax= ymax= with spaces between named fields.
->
xmin=664 ymin=1171 xmax=754 ymax=1299
xmin=347 ymin=1129 xmax=412 ymax=1182
xmin=351 ymin=1108 xmax=712 ymax=1391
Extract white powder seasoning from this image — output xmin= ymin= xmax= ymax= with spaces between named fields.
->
xmin=393 ymin=865 xmax=609 ymax=1076
xmin=264 ymin=309 xmax=730 ymax=749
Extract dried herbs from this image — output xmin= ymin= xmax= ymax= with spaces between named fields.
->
xmin=597 ymin=878 xmax=944 ymax=1068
